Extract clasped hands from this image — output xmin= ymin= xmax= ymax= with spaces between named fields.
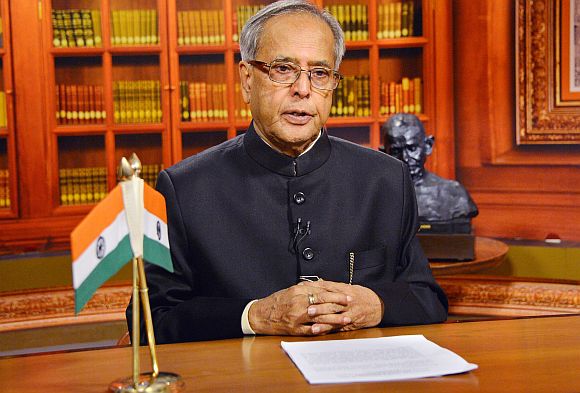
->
xmin=248 ymin=281 xmax=384 ymax=336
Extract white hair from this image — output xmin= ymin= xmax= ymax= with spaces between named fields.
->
xmin=239 ymin=0 xmax=346 ymax=69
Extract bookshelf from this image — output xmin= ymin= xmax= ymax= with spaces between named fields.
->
xmin=0 ymin=0 xmax=453 ymax=254
xmin=46 ymin=0 xmax=171 ymax=212
xmin=0 ymin=0 xmax=16 ymax=219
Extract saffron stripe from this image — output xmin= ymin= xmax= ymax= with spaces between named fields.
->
xmin=74 ymin=235 xmax=133 ymax=313
xmin=72 ymin=210 xmax=129 ymax=289
xmin=71 ymin=185 xmax=124 ymax=260
xmin=144 ymin=183 xmax=167 ymax=223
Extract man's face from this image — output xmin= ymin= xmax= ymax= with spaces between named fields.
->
xmin=239 ymin=13 xmax=336 ymax=157
xmin=387 ymin=126 xmax=429 ymax=181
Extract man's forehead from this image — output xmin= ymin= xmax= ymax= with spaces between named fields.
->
xmin=257 ymin=13 xmax=335 ymax=65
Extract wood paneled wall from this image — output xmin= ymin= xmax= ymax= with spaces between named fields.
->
xmin=453 ymin=0 xmax=580 ymax=241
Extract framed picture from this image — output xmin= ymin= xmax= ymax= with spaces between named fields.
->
xmin=516 ymin=0 xmax=580 ymax=144
xmin=559 ymin=0 xmax=580 ymax=102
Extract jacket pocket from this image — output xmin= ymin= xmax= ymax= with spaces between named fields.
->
xmin=348 ymin=246 xmax=394 ymax=285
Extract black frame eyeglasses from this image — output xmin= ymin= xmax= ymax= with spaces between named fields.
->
xmin=248 ymin=60 xmax=343 ymax=91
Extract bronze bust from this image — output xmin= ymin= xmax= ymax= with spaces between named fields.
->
xmin=381 ymin=114 xmax=478 ymax=231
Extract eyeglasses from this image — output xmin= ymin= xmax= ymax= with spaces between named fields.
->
xmin=248 ymin=60 xmax=343 ymax=91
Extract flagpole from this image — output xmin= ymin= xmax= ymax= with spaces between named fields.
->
xmin=137 ymin=255 xmax=159 ymax=377
xmin=132 ymin=256 xmax=140 ymax=388
xmin=108 ymin=154 xmax=184 ymax=392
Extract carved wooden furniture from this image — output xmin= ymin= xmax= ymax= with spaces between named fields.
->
xmin=0 ymin=283 xmax=131 ymax=333
xmin=2 ymin=275 xmax=579 ymax=333
xmin=439 ymin=275 xmax=580 ymax=317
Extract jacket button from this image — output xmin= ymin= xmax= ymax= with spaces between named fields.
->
xmin=302 ymin=247 xmax=314 ymax=260
xmin=293 ymin=192 xmax=305 ymax=205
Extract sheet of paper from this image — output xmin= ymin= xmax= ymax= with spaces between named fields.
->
xmin=281 ymin=334 xmax=478 ymax=384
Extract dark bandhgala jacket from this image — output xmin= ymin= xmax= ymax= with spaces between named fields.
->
xmin=127 ymin=123 xmax=448 ymax=343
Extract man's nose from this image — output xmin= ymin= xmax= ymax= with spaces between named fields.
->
xmin=290 ymin=71 xmax=311 ymax=98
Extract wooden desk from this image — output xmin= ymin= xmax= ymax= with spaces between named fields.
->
xmin=430 ymin=237 xmax=509 ymax=276
xmin=1 ymin=315 xmax=579 ymax=392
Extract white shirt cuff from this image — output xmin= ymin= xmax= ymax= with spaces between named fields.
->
xmin=241 ymin=299 xmax=258 ymax=335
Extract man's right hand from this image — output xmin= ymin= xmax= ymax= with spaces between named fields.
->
xmin=248 ymin=284 xmax=352 ymax=336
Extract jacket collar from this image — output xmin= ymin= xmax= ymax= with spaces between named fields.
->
xmin=244 ymin=122 xmax=331 ymax=177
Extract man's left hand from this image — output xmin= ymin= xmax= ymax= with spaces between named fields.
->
xmin=300 ymin=281 xmax=384 ymax=332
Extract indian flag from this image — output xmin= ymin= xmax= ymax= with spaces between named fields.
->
xmin=71 ymin=179 xmax=173 ymax=314
xmin=142 ymin=182 xmax=173 ymax=273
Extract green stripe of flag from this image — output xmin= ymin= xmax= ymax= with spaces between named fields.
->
xmin=144 ymin=235 xmax=173 ymax=272
xmin=74 ymin=235 xmax=134 ymax=314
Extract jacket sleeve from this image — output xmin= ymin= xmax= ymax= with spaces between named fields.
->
xmin=126 ymin=170 xmax=251 ymax=344
xmin=365 ymin=164 xmax=448 ymax=326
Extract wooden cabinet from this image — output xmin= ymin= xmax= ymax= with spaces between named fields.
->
xmin=0 ymin=0 xmax=16 ymax=219
xmin=0 ymin=0 xmax=453 ymax=255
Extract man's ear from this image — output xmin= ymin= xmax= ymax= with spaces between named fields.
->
xmin=239 ymin=61 xmax=252 ymax=104
xmin=424 ymin=135 xmax=435 ymax=156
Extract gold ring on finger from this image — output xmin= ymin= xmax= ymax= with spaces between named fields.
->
xmin=308 ymin=293 xmax=316 ymax=306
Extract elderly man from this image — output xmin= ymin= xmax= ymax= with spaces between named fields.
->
xmin=127 ymin=0 xmax=447 ymax=344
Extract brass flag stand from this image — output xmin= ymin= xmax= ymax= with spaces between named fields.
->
xmin=108 ymin=154 xmax=184 ymax=393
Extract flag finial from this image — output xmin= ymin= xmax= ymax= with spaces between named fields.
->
xmin=129 ymin=153 xmax=142 ymax=178
xmin=117 ymin=157 xmax=134 ymax=181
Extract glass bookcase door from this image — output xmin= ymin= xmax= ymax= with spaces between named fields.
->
xmin=57 ymin=135 xmax=107 ymax=206
xmin=378 ymin=47 xmax=423 ymax=118
xmin=0 ymin=59 xmax=5 ymax=129
xmin=179 ymin=54 xmax=228 ymax=127
xmin=176 ymin=0 xmax=225 ymax=47
xmin=232 ymin=53 xmax=251 ymax=127
xmin=51 ymin=0 xmax=103 ymax=49
xmin=0 ymin=137 xmax=10 ymax=210
xmin=109 ymin=0 xmax=160 ymax=47
xmin=112 ymin=55 xmax=163 ymax=125
xmin=231 ymin=1 xmax=269 ymax=43
xmin=323 ymin=0 xmax=369 ymax=43
xmin=331 ymin=50 xmax=371 ymax=119
xmin=0 ymin=0 xmax=16 ymax=217
xmin=376 ymin=0 xmax=422 ymax=40
xmin=54 ymin=57 xmax=105 ymax=126
xmin=114 ymin=132 xmax=163 ymax=188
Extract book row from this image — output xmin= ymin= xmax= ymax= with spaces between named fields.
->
xmin=232 ymin=5 xmax=265 ymax=42
xmin=59 ymin=167 xmax=106 ymax=206
xmin=324 ymin=4 xmax=369 ymax=41
xmin=180 ymin=82 xmax=228 ymax=121
xmin=56 ymin=84 xmax=106 ymax=125
xmin=331 ymin=76 xmax=370 ymax=117
xmin=135 ymin=164 xmax=162 ymax=189
xmin=49 ymin=3 xmax=423 ymax=49
xmin=377 ymin=1 xmax=416 ymax=39
xmin=52 ymin=77 xmax=422 ymax=125
xmin=379 ymin=77 xmax=422 ymax=115
xmin=0 ymin=169 xmax=9 ymax=208
xmin=113 ymin=80 xmax=162 ymax=124
xmin=0 ymin=92 xmax=7 ymax=128
xmin=234 ymin=84 xmax=252 ymax=121
xmin=52 ymin=9 xmax=102 ymax=48
xmin=59 ymin=165 xmax=160 ymax=206
xmin=177 ymin=10 xmax=225 ymax=46
xmin=111 ymin=9 xmax=159 ymax=46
